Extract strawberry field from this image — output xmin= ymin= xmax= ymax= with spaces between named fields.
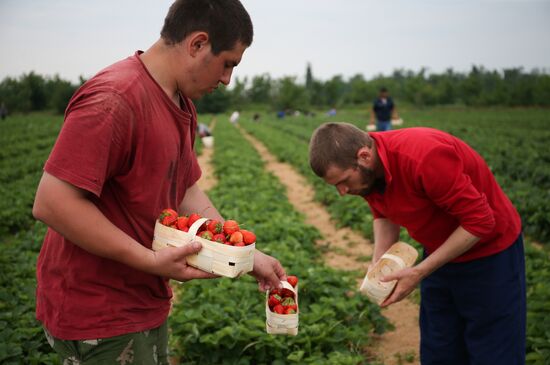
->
xmin=1 ymin=108 xmax=549 ymax=364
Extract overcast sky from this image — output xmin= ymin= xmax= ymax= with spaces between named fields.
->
xmin=1 ymin=0 xmax=549 ymax=84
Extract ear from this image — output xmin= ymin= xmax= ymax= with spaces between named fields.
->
xmin=356 ymin=146 xmax=372 ymax=164
xmin=188 ymin=31 xmax=210 ymax=57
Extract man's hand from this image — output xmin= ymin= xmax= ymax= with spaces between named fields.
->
xmin=149 ymin=242 xmax=218 ymax=282
xmin=249 ymin=250 xmax=287 ymax=291
xmin=379 ymin=266 xmax=424 ymax=307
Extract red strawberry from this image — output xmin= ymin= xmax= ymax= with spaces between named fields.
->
xmin=240 ymin=229 xmax=256 ymax=244
xmin=268 ymin=294 xmax=282 ymax=308
xmin=176 ymin=216 xmax=188 ymax=231
xmin=273 ymin=304 xmax=285 ymax=314
xmin=281 ymin=288 xmax=294 ymax=298
xmin=234 ymin=241 xmax=246 ymax=247
xmin=159 ymin=208 xmax=178 ymax=226
xmin=223 ymin=220 xmax=240 ymax=235
xmin=198 ymin=231 xmax=213 ymax=240
xmin=284 ymin=307 xmax=296 ymax=315
xmin=212 ymin=233 xmax=226 ymax=243
xmin=286 ymin=275 xmax=298 ymax=288
xmin=187 ymin=213 xmax=202 ymax=228
xmin=229 ymin=231 xmax=243 ymax=244
xmin=270 ymin=288 xmax=281 ymax=296
xmin=207 ymin=219 xmax=223 ymax=234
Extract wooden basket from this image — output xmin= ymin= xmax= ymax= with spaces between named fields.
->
xmin=152 ymin=217 xmax=255 ymax=278
xmin=265 ymin=281 xmax=299 ymax=336
xmin=201 ymin=136 xmax=214 ymax=148
xmin=359 ymin=242 xmax=418 ymax=305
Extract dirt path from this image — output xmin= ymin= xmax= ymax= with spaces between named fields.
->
xmin=239 ymin=126 xmax=420 ymax=365
xmin=196 ymin=118 xmax=218 ymax=192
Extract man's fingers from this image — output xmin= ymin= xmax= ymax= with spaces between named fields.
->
xmin=179 ymin=266 xmax=219 ymax=281
xmin=274 ymin=261 xmax=287 ymax=282
xmin=175 ymin=241 xmax=203 ymax=257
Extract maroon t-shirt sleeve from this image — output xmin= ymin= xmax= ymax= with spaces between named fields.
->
xmin=370 ymin=204 xmax=386 ymax=219
xmin=45 ymin=92 xmax=133 ymax=197
xmin=418 ymin=145 xmax=496 ymax=238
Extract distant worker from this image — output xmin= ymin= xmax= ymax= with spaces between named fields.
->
xmin=229 ymin=110 xmax=240 ymax=124
xmin=369 ymin=87 xmax=399 ymax=131
xmin=197 ymin=122 xmax=212 ymax=137
xmin=0 ymin=102 xmax=7 ymax=120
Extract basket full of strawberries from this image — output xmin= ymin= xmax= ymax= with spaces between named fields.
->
xmin=152 ymin=208 xmax=256 ymax=278
xmin=266 ymin=275 xmax=299 ymax=336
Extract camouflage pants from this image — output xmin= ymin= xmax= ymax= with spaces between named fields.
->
xmin=43 ymin=321 xmax=169 ymax=365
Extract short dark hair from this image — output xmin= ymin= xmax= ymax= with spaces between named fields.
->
xmin=309 ymin=122 xmax=373 ymax=177
xmin=380 ymin=87 xmax=388 ymax=93
xmin=161 ymin=0 xmax=253 ymax=55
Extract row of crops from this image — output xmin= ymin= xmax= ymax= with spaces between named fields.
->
xmin=0 ymin=113 xmax=387 ymax=364
xmin=1 ymin=109 xmax=549 ymax=364
xmin=238 ymin=107 xmax=550 ymax=364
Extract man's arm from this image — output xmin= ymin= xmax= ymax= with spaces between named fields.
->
xmin=380 ymin=226 xmax=479 ymax=307
xmin=372 ymin=218 xmax=401 ymax=263
xmin=179 ymin=182 xmax=223 ymax=220
xmin=179 ymin=182 xmax=287 ymax=290
xmin=33 ymin=172 xmax=216 ymax=281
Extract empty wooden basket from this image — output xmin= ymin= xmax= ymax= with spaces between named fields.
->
xmin=152 ymin=217 xmax=255 ymax=278
xmin=266 ymin=281 xmax=299 ymax=336
xmin=359 ymin=241 xmax=418 ymax=305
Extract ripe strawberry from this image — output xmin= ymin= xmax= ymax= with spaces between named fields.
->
xmin=273 ymin=304 xmax=285 ymax=314
xmin=284 ymin=307 xmax=296 ymax=315
xmin=270 ymin=288 xmax=281 ymax=296
xmin=240 ymin=229 xmax=256 ymax=244
xmin=281 ymin=288 xmax=294 ymax=298
xmin=212 ymin=233 xmax=226 ymax=243
xmin=268 ymin=294 xmax=282 ymax=308
xmin=159 ymin=208 xmax=177 ymax=226
xmin=198 ymin=231 xmax=213 ymax=240
xmin=187 ymin=213 xmax=202 ymax=228
xmin=207 ymin=219 xmax=223 ymax=234
xmin=234 ymin=241 xmax=246 ymax=247
xmin=223 ymin=220 xmax=240 ymax=235
xmin=229 ymin=231 xmax=243 ymax=244
xmin=286 ymin=275 xmax=298 ymax=287
xmin=176 ymin=216 xmax=188 ymax=231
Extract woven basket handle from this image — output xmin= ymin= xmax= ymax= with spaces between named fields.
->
xmin=188 ymin=217 xmax=210 ymax=238
xmin=269 ymin=280 xmax=297 ymax=295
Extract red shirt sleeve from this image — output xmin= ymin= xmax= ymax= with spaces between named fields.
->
xmin=417 ymin=145 xmax=496 ymax=238
xmin=45 ymin=92 xmax=133 ymax=197
xmin=369 ymin=204 xmax=386 ymax=219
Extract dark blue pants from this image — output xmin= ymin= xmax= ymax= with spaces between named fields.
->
xmin=420 ymin=234 xmax=526 ymax=365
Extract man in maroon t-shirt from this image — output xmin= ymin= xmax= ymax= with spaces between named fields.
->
xmin=309 ymin=123 xmax=525 ymax=365
xmin=33 ymin=0 xmax=287 ymax=363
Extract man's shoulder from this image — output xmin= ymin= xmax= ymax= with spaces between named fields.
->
xmin=376 ymin=128 xmax=457 ymax=160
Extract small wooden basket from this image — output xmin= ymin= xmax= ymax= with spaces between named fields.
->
xmin=359 ymin=242 xmax=418 ymax=305
xmin=265 ymin=281 xmax=299 ymax=336
xmin=152 ymin=217 xmax=255 ymax=278
xmin=201 ymin=136 xmax=214 ymax=148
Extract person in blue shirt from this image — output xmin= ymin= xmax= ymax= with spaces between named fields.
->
xmin=368 ymin=87 xmax=399 ymax=131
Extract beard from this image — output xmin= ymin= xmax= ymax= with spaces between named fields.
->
xmin=349 ymin=165 xmax=386 ymax=197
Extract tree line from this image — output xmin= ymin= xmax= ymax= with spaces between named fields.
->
xmin=1 ymin=65 xmax=549 ymax=115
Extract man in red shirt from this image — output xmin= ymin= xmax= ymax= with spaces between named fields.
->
xmin=309 ymin=123 xmax=525 ymax=365
xmin=32 ymin=0 xmax=286 ymax=363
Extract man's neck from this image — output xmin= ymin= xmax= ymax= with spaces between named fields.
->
xmin=140 ymin=40 xmax=181 ymax=105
